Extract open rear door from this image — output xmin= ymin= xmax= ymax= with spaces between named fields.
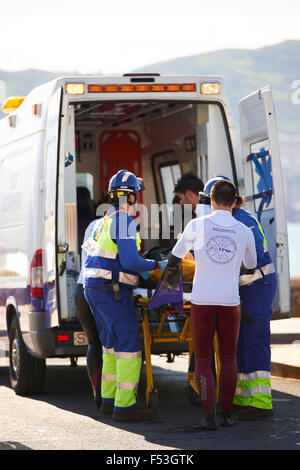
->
xmin=239 ymin=86 xmax=290 ymax=317
xmin=43 ymin=86 xmax=63 ymax=327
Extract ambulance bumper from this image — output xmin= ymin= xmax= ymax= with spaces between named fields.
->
xmin=29 ymin=312 xmax=88 ymax=358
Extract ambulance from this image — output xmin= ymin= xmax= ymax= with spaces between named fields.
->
xmin=0 ymin=74 xmax=290 ymax=395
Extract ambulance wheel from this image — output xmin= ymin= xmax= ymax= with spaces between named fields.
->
xmin=187 ymin=385 xmax=202 ymax=407
xmin=9 ymin=316 xmax=46 ymax=396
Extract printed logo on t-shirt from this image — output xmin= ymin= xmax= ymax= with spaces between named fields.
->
xmin=206 ymin=235 xmax=237 ymax=264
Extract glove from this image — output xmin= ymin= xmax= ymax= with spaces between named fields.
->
xmin=161 ymin=265 xmax=181 ymax=290
xmin=141 ymin=271 xmax=151 ymax=280
xmin=160 ymin=260 xmax=168 ymax=270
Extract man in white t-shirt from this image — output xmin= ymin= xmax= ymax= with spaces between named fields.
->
xmin=166 ymin=179 xmax=257 ymax=430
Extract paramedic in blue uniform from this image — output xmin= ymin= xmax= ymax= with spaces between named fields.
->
xmin=83 ymin=170 xmax=161 ymax=422
xmin=75 ymin=218 xmax=102 ymax=410
xmin=201 ymin=176 xmax=277 ymax=419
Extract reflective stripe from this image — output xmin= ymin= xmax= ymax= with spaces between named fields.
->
xmin=118 ymin=271 xmax=138 ymax=286
xmin=235 ymin=386 xmax=271 ymax=396
xmin=238 ymin=371 xmax=271 ymax=381
xmin=117 ymin=382 xmax=138 ymax=390
xmin=239 ymin=262 xmax=275 ymax=286
xmin=102 ymin=374 xmax=117 ymax=381
xmin=115 ymin=351 xmax=142 ymax=359
xmin=84 ymin=267 xmax=112 ymax=280
xmin=103 ymin=347 xmax=115 ymax=355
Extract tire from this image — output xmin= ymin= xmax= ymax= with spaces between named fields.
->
xmin=9 ymin=316 xmax=46 ymax=395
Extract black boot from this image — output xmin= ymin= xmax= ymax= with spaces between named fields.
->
xmin=194 ymin=413 xmax=218 ymax=431
xmin=222 ymin=411 xmax=235 ymax=427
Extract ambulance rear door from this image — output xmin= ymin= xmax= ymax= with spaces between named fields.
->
xmin=239 ymin=86 xmax=290 ymax=317
xmin=43 ymin=86 xmax=63 ymax=327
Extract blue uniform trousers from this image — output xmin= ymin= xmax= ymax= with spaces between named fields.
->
xmin=84 ymin=284 xmax=142 ymax=412
xmin=234 ymin=273 xmax=277 ymax=409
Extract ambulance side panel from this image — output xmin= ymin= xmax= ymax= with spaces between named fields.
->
xmin=0 ymin=126 xmax=45 ymax=354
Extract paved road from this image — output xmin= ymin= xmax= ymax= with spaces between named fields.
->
xmin=0 ymin=354 xmax=300 ymax=451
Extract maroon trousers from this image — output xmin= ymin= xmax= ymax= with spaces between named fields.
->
xmin=190 ymin=304 xmax=241 ymax=415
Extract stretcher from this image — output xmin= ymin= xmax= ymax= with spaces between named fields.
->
xmin=133 ymin=286 xmax=220 ymax=410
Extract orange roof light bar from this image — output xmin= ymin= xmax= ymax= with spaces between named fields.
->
xmin=120 ymin=84 xmax=135 ymax=92
xmin=182 ymin=83 xmax=197 ymax=92
xmin=104 ymin=85 xmax=119 ymax=93
xmin=87 ymin=83 xmax=197 ymax=93
xmin=151 ymin=84 xmax=165 ymax=92
xmin=88 ymin=84 xmax=104 ymax=93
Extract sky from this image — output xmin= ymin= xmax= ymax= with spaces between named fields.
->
xmin=0 ymin=0 xmax=299 ymax=74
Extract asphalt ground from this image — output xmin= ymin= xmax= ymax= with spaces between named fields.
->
xmin=0 ymin=353 xmax=300 ymax=453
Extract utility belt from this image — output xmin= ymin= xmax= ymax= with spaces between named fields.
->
xmin=239 ymin=262 xmax=275 ymax=287
xmin=87 ymin=281 xmax=122 ymax=302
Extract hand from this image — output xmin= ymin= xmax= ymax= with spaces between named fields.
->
xmin=156 ymin=261 xmax=162 ymax=269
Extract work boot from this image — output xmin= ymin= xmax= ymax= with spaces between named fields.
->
xmin=194 ymin=413 xmax=218 ymax=431
xmin=222 ymin=411 xmax=235 ymax=427
xmin=112 ymin=407 xmax=155 ymax=423
xmin=238 ymin=407 xmax=273 ymax=421
xmin=93 ymin=389 xmax=102 ymax=410
xmin=100 ymin=402 xmax=114 ymax=416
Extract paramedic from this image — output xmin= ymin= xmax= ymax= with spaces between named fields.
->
xmin=83 ymin=170 xmax=161 ymax=422
xmin=202 ymin=177 xmax=278 ymax=419
xmin=75 ymin=218 xmax=103 ymax=410
xmin=174 ymin=173 xmax=208 ymax=218
xmin=233 ymin=197 xmax=277 ymax=420
xmin=166 ymin=179 xmax=257 ymax=430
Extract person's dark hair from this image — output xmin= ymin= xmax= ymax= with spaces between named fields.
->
xmin=174 ymin=173 xmax=204 ymax=195
xmin=211 ymin=180 xmax=237 ymax=207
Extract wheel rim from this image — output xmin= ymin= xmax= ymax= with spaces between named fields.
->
xmin=11 ymin=337 xmax=20 ymax=379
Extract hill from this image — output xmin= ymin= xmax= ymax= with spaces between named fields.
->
xmin=133 ymin=40 xmax=300 ymax=134
xmin=0 ymin=40 xmax=299 ymax=134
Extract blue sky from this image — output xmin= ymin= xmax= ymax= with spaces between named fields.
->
xmin=0 ymin=0 xmax=299 ymax=74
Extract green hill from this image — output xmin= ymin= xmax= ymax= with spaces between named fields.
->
xmin=0 ymin=40 xmax=299 ymax=134
xmin=133 ymin=40 xmax=300 ymax=134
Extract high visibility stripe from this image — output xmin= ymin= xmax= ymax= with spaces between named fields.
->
xmin=239 ymin=262 xmax=275 ymax=286
xmin=238 ymin=371 xmax=270 ymax=381
xmin=102 ymin=374 xmax=117 ymax=381
xmin=118 ymin=271 xmax=139 ymax=286
xmin=117 ymin=381 xmax=138 ymax=390
xmin=103 ymin=347 xmax=115 ymax=355
xmin=115 ymin=351 xmax=142 ymax=359
xmin=235 ymin=385 xmax=271 ymax=396
xmin=83 ymin=267 xmax=112 ymax=279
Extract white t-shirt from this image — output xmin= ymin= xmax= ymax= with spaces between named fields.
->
xmin=172 ymin=210 xmax=257 ymax=306
xmin=195 ymin=203 xmax=211 ymax=218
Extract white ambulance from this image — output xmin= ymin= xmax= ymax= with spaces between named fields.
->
xmin=0 ymin=74 xmax=290 ymax=395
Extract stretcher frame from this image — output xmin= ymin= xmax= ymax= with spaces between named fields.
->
xmin=133 ymin=287 xmax=220 ymax=410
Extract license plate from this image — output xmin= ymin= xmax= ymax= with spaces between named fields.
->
xmin=73 ymin=331 xmax=88 ymax=346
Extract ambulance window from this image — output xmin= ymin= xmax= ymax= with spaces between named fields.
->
xmin=160 ymin=163 xmax=181 ymax=207
xmin=250 ymin=139 xmax=274 ymax=213
xmin=76 ymin=173 xmax=94 ymax=200
xmin=80 ymin=132 xmax=95 ymax=152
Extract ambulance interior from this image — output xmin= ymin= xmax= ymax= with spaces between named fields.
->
xmin=68 ymin=100 xmax=235 ymax=257
xmin=60 ymin=99 xmax=236 ymax=319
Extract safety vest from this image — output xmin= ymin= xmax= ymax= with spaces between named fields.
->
xmin=83 ymin=209 xmax=141 ymax=287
